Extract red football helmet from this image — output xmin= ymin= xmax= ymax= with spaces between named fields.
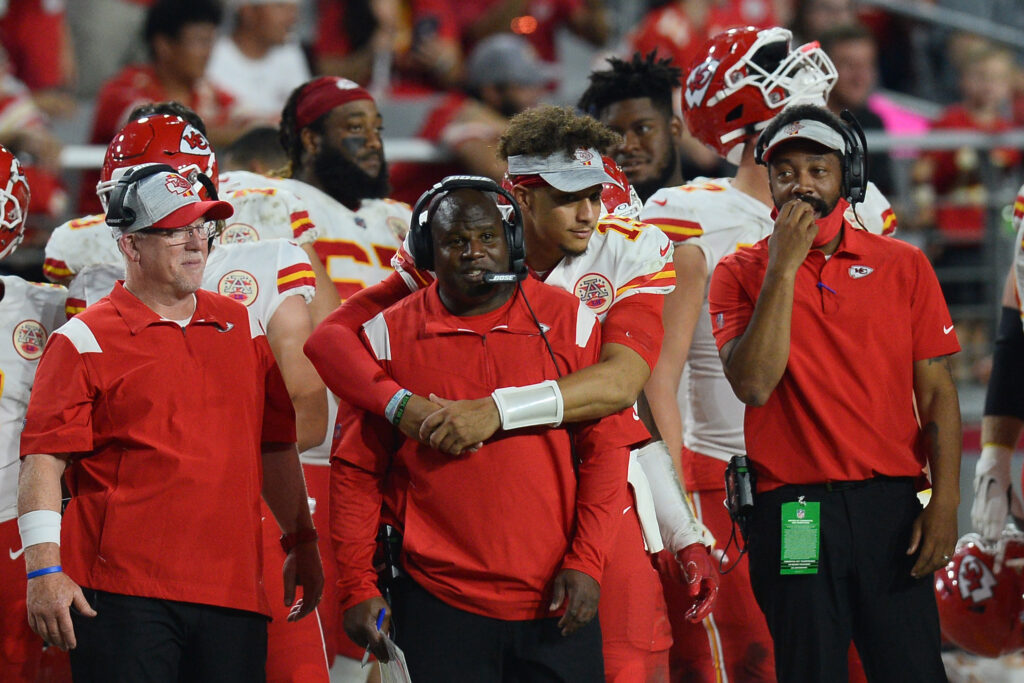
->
xmin=682 ymin=26 xmax=838 ymax=165
xmin=97 ymin=114 xmax=217 ymax=209
xmin=0 ymin=145 xmax=30 ymax=260
xmin=600 ymin=156 xmax=642 ymax=219
xmin=935 ymin=531 xmax=1024 ymax=657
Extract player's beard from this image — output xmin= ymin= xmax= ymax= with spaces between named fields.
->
xmin=313 ymin=144 xmax=390 ymax=210
xmin=631 ymin=143 xmax=678 ymax=204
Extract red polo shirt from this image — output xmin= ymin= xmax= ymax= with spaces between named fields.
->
xmin=708 ymin=225 xmax=960 ymax=490
xmin=21 ymin=284 xmax=295 ymax=616
xmin=332 ymin=277 xmax=642 ymax=620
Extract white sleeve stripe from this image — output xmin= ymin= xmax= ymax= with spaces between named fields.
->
xmin=54 ymin=317 xmax=102 ymax=354
xmin=362 ymin=313 xmax=391 ymax=360
xmin=576 ymin=303 xmax=596 ymax=348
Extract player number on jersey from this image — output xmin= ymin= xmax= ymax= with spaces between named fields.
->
xmin=596 ymin=217 xmax=644 ymax=242
xmin=313 ymin=239 xmax=398 ymax=300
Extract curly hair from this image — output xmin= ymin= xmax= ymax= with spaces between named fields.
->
xmin=577 ymin=51 xmax=681 ymax=119
xmin=498 ymin=106 xmax=621 ymax=160
xmin=278 ymin=82 xmax=330 ymax=178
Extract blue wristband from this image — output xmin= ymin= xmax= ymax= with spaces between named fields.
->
xmin=26 ymin=565 xmax=62 ymax=580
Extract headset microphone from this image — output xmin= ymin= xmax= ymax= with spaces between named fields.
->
xmin=482 ymin=272 xmax=518 ymax=284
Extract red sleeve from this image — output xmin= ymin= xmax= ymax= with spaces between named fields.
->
xmin=909 ymin=248 xmax=961 ymax=361
xmin=708 ymin=259 xmax=755 ymax=350
xmin=330 ymin=401 xmax=393 ymax=612
xmin=0 ymin=1 xmax=66 ymax=90
xmin=20 ymin=334 xmax=95 ymax=457
xmin=601 ymin=292 xmax=664 ymax=371
xmin=314 ymin=0 xmax=350 ymax=58
xmin=258 ymin=335 xmax=298 ymax=445
xmin=304 ymin=271 xmax=410 ymax=415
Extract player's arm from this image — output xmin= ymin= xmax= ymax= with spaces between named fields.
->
xmin=717 ymin=200 xmax=816 ymax=405
xmin=644 ymin=243 xmax=708 ymax=460
xmin=304 ymin=271 xmax=441 ymax=439
xmin=299 ymin=242 xmax=341 ymax=327
xmin=972 ymin=266 xmax=1024 ymax=540
xmin=266 ymin=294 xmax=328 ymax=453
xmin=907 ymin=353 xmax=962 ymax=578
xmin=18 ymin=453 xmax=96 ymax=651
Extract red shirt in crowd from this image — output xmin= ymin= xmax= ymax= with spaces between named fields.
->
xmin=708 ymin=224 xmax=960 ymax=490
xmin=0 ymin=0 xmax=68 ymax=90
xmin=21 ymin=284 xmax=296 ymax=616
xmin=331 ymin=276 xmax=638 ymax=620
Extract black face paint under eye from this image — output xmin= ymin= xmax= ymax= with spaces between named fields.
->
xmin=341 ymin=136 xmax=368 ymax=156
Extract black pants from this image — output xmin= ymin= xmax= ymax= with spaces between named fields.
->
xmin=69 ymin=589 xmax=268 ymax=682
xmin=389 ymin=577 xmax=604 ymax=683
xmin=746 ymin=478 xmax=947 ymax=683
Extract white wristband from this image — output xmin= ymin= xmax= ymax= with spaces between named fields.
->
xmin=491 ymin=380 xmax=564 ymax=430
xmin=18 ymin=509 xmax=61 ymax=548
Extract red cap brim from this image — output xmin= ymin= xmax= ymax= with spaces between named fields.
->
xmin=150 ymin=199 xmax=234 ymax=229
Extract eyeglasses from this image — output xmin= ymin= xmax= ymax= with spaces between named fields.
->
xmin=136 ymin=222 xmax=217 ymax=245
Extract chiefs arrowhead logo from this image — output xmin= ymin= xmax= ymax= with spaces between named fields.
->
xmin=165 ymin=174 xmax=194 ymax=196
xmin=958 ymin=555 xmax=996 ymax=603
xmin=179 ymin=125 xmax=212 ymax=155
xmin=684 ymin=58 xmax=719 ymax=110
xmin=784 ymin=121 xmax=804 ymax=136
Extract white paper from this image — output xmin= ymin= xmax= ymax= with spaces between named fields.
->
xmin=378 ymin=633 xmax=412 ymax=683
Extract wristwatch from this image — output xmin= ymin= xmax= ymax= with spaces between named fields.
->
xmin=279 ymin=528 xmax=318 ymax=553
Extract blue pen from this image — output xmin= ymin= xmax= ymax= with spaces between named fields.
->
xmin=361 ymin=608 xmax=387 ymax=666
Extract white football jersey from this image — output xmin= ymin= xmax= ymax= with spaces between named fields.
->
xmin=641 ymin=178 xmax=897 ymax=462
xmin=393 ymin=214 xmax=675 ymax=321
xmin=222 ymin=170 xmax=411 ymax=300
xmin=0 ymin=277 xmax=66 ymax=522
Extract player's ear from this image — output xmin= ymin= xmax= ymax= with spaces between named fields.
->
xmin=669 ymin=114 xmax=684 ymax=141
xmin=511 ymin=184 xmax=532 ymax=214
xmin=119 ymin=234 xmax=141 ymax=262
xmin=300 ymin=127 xmax=320 ymax=157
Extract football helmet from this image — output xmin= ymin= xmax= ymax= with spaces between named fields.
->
xmin=682 ymin=26 xmax=838 ymax=165
xmin=0 ymin=145 xmax=30 ymax=260
xmin=600 ymin=156 xmax=642 ymax=219
xmin=97 ymin=114 xmax=217 ymax=210
xmin=934 ymin=531 xmax=1024 ymax=657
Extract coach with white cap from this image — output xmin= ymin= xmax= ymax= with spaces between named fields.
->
xmin=18 ymin=164 xmax=323 ymax=680
xmin=707 ymin=103 xmax=961 ymax=681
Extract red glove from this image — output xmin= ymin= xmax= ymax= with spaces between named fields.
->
xmin=658 ymin=542 xmax=720 ymax=623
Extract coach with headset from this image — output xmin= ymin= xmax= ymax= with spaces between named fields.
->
xmin=18 ymin=165 xmax=322 ymax=679
xmin=706 ymin=105 xmax=962 ymax=682
xmin=331 ymin=176 xmax=639 ymax=682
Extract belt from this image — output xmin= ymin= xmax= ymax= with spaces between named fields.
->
xmin=780 ymin=476 xmax=914 ymax=494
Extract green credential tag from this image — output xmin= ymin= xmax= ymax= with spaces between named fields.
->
xmin=780 ymin=499 xmax=820 ymax=575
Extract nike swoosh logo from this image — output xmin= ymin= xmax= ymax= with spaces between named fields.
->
xmin=9 ymin=546 xmax=24 ymax=560
xmin=622 ymin=505 xmax=633 ymax=515
xmin=651 ymin=198 xmax=667 ymax=206
xmin=943 ymin=324 xmax=954 ymax=334
xmin=660 ymin=244 xmax=671 ymax=257
xmin=217 ymin=322 xmax=235 ymax=333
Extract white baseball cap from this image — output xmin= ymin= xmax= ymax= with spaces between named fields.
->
xmin=107 ymin=169 xmax=233 ymax=237
xmin=759 ymin=119 xmax=846 ymax=163
xmin=506 ymin=147 xmax=621 ymax=193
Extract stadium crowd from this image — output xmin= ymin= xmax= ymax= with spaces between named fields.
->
xmin=2 ymin=0 xmax=1024 ymax=681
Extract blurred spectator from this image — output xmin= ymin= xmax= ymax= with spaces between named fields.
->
xmin=458 ymin=0 xmax=609 ymax=66
xmin=388 ymin=34 xmax=551 ymax=204
xmin=83 ymin=0 xmax=236 ymax=213
xmin=0 ymin=0 xmax=75 ymax=119
xmin=820 ymin=23 xmax=895 ymax=196
xmin=206 ymin=0 xmax=312 ymax=122
xmin=789 ymin=0 xmax=855 ymax=44
xmin=67 ymin=0 xmax=152 ymax=98
xmin=623 ymin=0 xmax=777 ymax=79
xmin=315 ymin=0 xmax=463 ymax=94
xmin=220 ymin=125 xmax=289 ymax=176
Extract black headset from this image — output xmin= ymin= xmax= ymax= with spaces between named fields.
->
xmin=106 ymin=163 xmax=219 ymax=230
xmin=754 ymin=109 xmax=868 ymax=205
xmin=408 ymin=175 xmax=526 ymax=279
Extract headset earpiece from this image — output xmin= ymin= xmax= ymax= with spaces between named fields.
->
xmin=408 ymin=175 xmax=526 ymax=279
xmin=105 ymin=163 xmax=178 ymax=229
xmin=839 ymin=110 xmax=868 ymax=205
